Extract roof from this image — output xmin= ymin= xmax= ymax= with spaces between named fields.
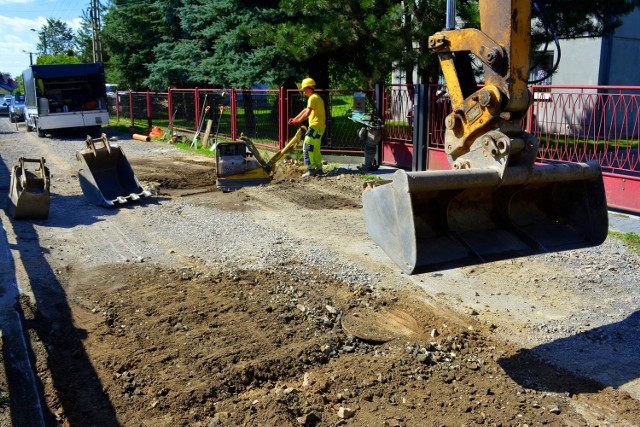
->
xmin=0 ymin=74 xmax=19 ymax=93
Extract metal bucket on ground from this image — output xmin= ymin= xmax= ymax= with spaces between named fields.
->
xmin=8 ymin=157 xmax=51 ymax=220
xmin=76 ymin=134 xmax=151 ymax=207
xmin=362 ymin=161 xmax=608 ymax=274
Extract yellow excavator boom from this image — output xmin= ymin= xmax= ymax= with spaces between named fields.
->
xmin=362 ymin=0 xmax=608 ymax=273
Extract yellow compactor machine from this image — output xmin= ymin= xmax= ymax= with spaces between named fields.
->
xmin=215 ymin=126 xmax=307 ymax=191
xmin=362 ymin=0 xmax=608 ymax=273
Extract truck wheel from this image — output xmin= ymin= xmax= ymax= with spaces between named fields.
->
xmin=26 ymin=123 xmax=33 ymax=132
xmin=36 ymin=123 xmax=46 ymax=137
xmin=9 ymin=115 xmax=15 ymax=123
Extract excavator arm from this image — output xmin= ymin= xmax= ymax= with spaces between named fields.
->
xmin=361 ymin=0 xmax=608 ymax=274
xmin=428 ymin=0 xmax=536 ymax=176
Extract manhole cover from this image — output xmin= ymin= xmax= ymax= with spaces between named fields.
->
xmin=341 ymin=309 xmax=421 ymax=343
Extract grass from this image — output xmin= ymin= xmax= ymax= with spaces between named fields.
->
xmin=108 ymin=118 xmax=218 ymax=157
xmin=537 ymin=135 xmax=639 ymax=151
xmin=609 ymin=231 xmax=640 ymax=254
xmin=359 ymin=174 xmax=385 ymax=181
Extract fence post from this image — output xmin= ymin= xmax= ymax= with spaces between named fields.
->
xmin=375 ymin=83 xmax=384 ymax=167
xmin=279 ymin=86 xmax=286 ymax=149
xmin=194 ymin=88 xmax=200 ymax=133
xmin=412 ymin=84 xmax=427 ymax=172
xmin=129 ymin=91 xmax=134 ymax=128
xmin=526 ymin=85 xmax=535 ymax=134
xmin=231 ymin=88 xmax=238 ymax=141
xmin=115 ymin=90 xmax=120 ymax=122
xmin=167 ymin=88 xmax=173 ymax=131
xmin=146 ymin=90 xmax=152 ymax=129
xmin=284 ymin=88 xmax=291 ymax=149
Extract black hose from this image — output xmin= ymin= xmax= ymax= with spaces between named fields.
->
xmin=528 ymin=0 xmax=562 ymax=84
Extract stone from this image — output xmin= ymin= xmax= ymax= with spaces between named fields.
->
xmin=337 ymin=406 xmax=355 ymax=419
xmin=303 ymin=372 xmax=314 ymax=387
xmin=549 ymin=405 xmax=561 ymax=414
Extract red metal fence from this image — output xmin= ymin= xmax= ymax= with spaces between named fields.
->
xmin=111 ymin=87 xmax=375 ymax=152
xmin=110 ymin=84 xmax=639 ymax=213
xmin=526 ymin=86 xmax=640 ymax=212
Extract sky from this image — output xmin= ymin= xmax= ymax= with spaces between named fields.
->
xmin=0 ymin=0 xmax=87 ymax=79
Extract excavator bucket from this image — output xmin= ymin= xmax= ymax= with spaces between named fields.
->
xmin=77 ymin=134 xmax=151 ymax=207
xmin=362 ymin=161 xmax=608 ymax=274
xmin=8 ymin=157 xmax=51 ymax=220
xmin=364 ymin=0 xmax=611 ymax=274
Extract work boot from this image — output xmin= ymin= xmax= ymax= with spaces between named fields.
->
xmin=303 ymin=168 xmax=323 ymax=178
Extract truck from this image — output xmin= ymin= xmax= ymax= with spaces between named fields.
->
xmin=22 ymin=63 xmax=109 ymax=137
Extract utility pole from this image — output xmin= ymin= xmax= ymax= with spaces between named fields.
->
xmin=91 ymin=0 xmax=103 ymax=63
xmin=23 ymin=50 xmax=34 ymax=65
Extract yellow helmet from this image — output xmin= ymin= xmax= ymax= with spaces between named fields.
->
xmin=300 ymin=77 xmax=316 ymax=90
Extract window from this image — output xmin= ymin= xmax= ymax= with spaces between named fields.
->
xmin=530 ymin=51 xmax=554 ymax=85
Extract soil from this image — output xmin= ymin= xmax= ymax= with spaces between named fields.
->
xmin=0 ymin=124 xmax=639 ymax=426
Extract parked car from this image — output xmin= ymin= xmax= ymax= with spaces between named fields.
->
xmin=0 ymin=95 xmax=12 ymax=115
xmin=9 ymin=94 xmax=26 ymax=122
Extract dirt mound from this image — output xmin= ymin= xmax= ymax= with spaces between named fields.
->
xmin=19 ymin=261 xmax=639 ymax=426
xmin=130 ymin=156 xmax=216 ymax=192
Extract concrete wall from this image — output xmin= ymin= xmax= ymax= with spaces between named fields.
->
xmin=552 ymin=37 xmax=603 ymax=86
xmin=602 ymin=8 xmax=640 ymax=86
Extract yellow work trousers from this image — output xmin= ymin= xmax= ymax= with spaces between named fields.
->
xmin=303 ymin=127 xmax=324 ymax=171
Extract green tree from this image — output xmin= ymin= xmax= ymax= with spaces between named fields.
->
xmin=35 ymin=54 xmax=81 ymax=66
xmin=100 ymin=0 xmax=640 ymax=90
xmin=146 ymin=0 xmax=286 ymax=89
xmin=253 ymin=0 xmax=403 ymax=89
xmin=34 ymin=18 xmax=77 ymax=56
xmin=101 ymin=0 xmax=167 ymax=89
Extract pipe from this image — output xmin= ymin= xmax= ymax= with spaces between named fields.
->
xmin=446 ymin=0 xmax=456 ymax=30
xmin=132 ymin=133 xmax=150 ymax=142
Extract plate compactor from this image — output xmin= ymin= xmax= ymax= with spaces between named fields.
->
xmin=8 ymin=157 xmax=51 ymax=220
xmin=362 ymin=0 xmax=609 ymax=274
xmin=76 ymin=134 xmax=151 ymax=207
xmin=215 ymin=126 xmax=307 ymax=191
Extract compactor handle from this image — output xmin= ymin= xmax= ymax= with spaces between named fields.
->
xmin=266 ymin=125 xmax=307 ymax=171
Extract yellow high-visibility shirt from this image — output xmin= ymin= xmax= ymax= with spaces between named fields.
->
xmin=307 ymin=93 xmax=325 ymax=131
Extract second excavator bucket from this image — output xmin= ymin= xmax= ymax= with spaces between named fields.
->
xmin=77 ymin=134 xmax=151 ymax=207
xmin=8 ymin=157 xmax=51 ymax=220
xmin=362 ymin=161 xmax=608 ymax=274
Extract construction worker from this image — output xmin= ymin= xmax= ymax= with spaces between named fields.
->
xmin=288 ymin=77 xmax=326 ymax=177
